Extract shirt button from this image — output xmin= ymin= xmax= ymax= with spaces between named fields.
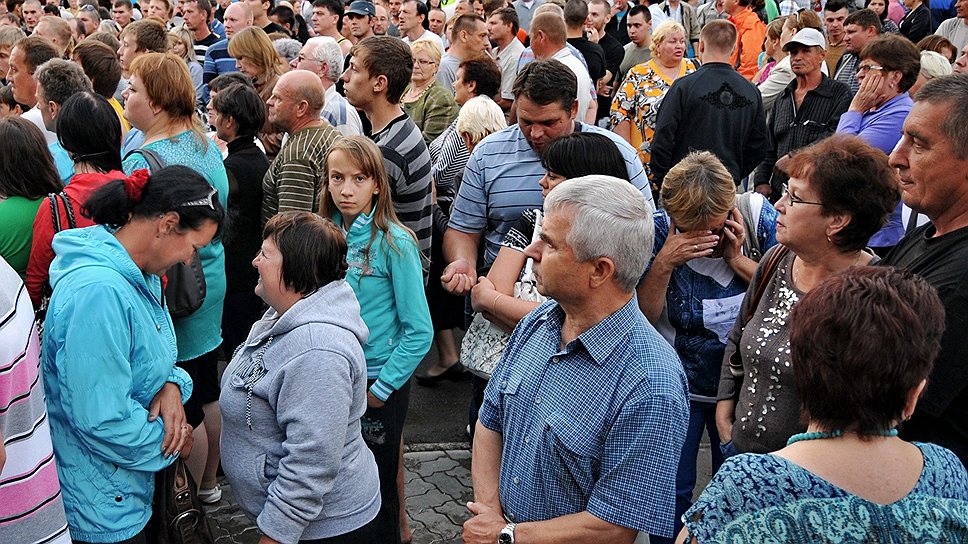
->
xmin=509 ymin=513 xmax=516 ymax=521
xmin=552 ymin=356 xmax=559 ymax=363
xmin=523 ymin=436 xmax=530 ymax=444
xmin=115 ymin=496 xmax=123 ymax=502
xmin=513 ymin=477 xmax=520 ymax=484
xmin=535 ymin=397 xmax=541 ymax=405
xmin=156 ymin=324 xmax=161 ymax=331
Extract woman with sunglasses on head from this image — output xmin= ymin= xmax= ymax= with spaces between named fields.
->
xmin=637 ymin=151 xmax=779 ymax=544
xmin=715 ymin=135 xmax=899 ymax=459
xmin=41 ymin=165 xmax=225 ymax=543
xmin=121 ymin=52 xmax=230 ymax=496
xmin=836 ymin=34 xmax=920 ymax=254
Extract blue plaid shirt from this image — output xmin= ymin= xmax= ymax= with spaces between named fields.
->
xmin=479 ymin=297 xmax=689 ymax=537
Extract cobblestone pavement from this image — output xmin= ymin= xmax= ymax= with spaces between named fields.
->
xmin=205 ymin=449 xmax=473 ymax=544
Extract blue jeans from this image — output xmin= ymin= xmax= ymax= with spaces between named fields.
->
xmin=651 ymin=400 xmax=724 ymax=544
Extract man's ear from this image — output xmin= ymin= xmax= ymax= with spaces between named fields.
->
xmin=373 ymin=73 xmax=389 ymax=94
xmin=588 ymin=256 xmax=617 ymax=289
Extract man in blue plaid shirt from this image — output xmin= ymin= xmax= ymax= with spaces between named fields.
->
xmin=463 ymin=175 xmax=690 ymax=544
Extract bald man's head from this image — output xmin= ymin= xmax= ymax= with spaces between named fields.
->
xmin=223 ymin=2 xmax=253 ymax=38
xmin=282 ymin=69 xmax=325 ymax=114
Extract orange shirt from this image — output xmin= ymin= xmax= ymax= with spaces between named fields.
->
xmin=729 ymin=7 xmax=766 ymax=81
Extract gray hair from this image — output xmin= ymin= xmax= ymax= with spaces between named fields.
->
xmin=455 ymin=96 xmax=506 ymax=146
xmin=307 ymin=36 xmax=344 ymax=83
xmin=273 ymin=37 xmax=303 ymax=65
xmin=544 ymin=175 xmax=654 ymax=292
xmin=916 ymin=73 xmax=968 ymax=158
xmin=34 ymin=58 xmax=93 ymax=106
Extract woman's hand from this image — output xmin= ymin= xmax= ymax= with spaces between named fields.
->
xmin=367 ymin=391 xmax=385 ymax=409
xmin=721 ymin=209 xmax=746 ymax=264
xmin=148 ymin=382 xmax=192 ymax=457
xmin=470 ymin=276 xmax=498 ymax=314
xmin=655 ymin=221 xmax=720 ymax=269
xmin=850 ymin=70 xmax=887 ymax=112
xmin=715 ymin=399 xmax=736 ymax=445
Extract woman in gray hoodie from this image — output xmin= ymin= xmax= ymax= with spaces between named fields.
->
xmin=220 ymin=211 xmax=381 ymax=543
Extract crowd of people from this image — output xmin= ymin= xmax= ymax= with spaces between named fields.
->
xmin=1 ymin=0 xmax=968 ymax=542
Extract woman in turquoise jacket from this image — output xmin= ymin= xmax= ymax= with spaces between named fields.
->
xmin=321 ymin=137 xmax=433 ymax=542
xmin=42 ymin=166 xmax=225 ymax=543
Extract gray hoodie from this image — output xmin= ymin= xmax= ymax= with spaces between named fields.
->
xmin=220 ymin=280 xmax=380 ymax=543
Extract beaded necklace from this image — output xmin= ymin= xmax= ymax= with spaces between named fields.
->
xmin=786 ymin=428 xmax=899 ymax=446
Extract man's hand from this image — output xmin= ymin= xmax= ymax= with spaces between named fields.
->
xmin=441 ymin=259 xmax=478 ymax=295
xmin=585 ymin=25 xmax=602 ymax=43
xmin=148 ymin=382 xmax=190 ymax=456
xmin=367 ymin=391 xmax=385 ymax=409
xmin=463 ymin=501 xmax=507 ymax=544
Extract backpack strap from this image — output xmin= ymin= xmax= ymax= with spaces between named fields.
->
xmin=123 ymin=147 xmax=166 ymax=172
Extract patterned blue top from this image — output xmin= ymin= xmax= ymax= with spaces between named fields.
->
xmin=123 ymin=131 xmax=229 ymax=361
xmin=645 ymin=199 xmax=778 ymax=400
xmin=684 ymin=443 xmax=968 ymax=543
xmin=449 ymin=123 xmax=651 ymax=267
xmin=479 ymin=297 xmax=689 ymax=536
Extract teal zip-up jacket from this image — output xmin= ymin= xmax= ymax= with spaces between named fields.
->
xmin=42 ymin=225 xmax=193 ymax=542
xmin=334 ymin=210 xmax=433 ymax=401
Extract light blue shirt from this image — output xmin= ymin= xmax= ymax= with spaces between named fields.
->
xmin=49 ymin=142 xmax=74 ymax=184
xmin=480 ymin=297 xmax=689 ymax=536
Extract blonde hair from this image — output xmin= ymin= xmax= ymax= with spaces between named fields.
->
xmin=456 ymin=96 xmax=506 ymax=146
xmin=660 ymin=151 xmax=737 ymax=232
xmin=228 ymin=26 xmax=286 ymax=82
xmin=919 ymin=50 xmax=953 ymax=80
xmin=650 ymin=21 xmax=686 ymax=58
xmin=320 ymin=136 xmax=417 ymax=273
xmin=168 ymin=28 xmax=195 ymax=64
xmin=409 ymin=38 xmax=443 ymax=64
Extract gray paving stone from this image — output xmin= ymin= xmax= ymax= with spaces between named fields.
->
xmin=434 ymin=498 xmax=472 ymax=526
xmin=412 ymin=456 xmax=461 ymax=477
xmin=425 ymin=469 xmax=473 ymax=502
xmin=407 ymin=486 xmax=453 ymax=512
xmin=445 ymin=449 xmax=471 ymax=461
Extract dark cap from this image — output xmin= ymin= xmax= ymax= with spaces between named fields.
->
xmin=346 ymin=0 xmax=375 ymax=16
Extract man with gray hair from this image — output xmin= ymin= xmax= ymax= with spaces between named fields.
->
xmin=261 ymin=69 xmax=343 ymax=224
xmin=883 ymin=73 xmax=968 ymax=466
xmin=463 ymin=174 xmax=689 ymax=544
xmin=292 ymin=36 xmax=363 ymax=136
xmin=33 ymin=58 xmax=92 ymax=183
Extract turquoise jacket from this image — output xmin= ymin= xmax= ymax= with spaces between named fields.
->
xmin=42 ymin=225 xmax=193 ymax=542
xmin=334 ymin=210 xmax=433 ymax=401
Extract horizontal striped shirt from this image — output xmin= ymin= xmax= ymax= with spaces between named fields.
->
xmin=201 ymin=39 xmax=237 ymax=103
xmin=0 ymin=260 xmax=70 ymax=544
xmin=449 ymin=122 xmax=652 ymax=266
xmin=371 ymin=114 xmax=434 ymax=260
xmin=261 ymin=123 xmax=343 ymax=226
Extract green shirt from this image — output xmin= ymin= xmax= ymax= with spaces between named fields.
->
xmin=403 ymin=80 xmax=459 ymax=145
xmin=0 ymin=196 xmax=43 ymax=278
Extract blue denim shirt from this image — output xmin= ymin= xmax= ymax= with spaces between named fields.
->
xmin=479 ymin=297 xmax=689 ymax=537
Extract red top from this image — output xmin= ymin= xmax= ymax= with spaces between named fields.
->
xmin=27 ymin=171 xmax=125 ymax=307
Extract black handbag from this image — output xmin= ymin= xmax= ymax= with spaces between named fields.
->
xmin=145 ymin=458 xmax=215 ymax=544
xmin=122 ymin=148 xmax=207 ymax=318
xmin=35 ymin=192 xmax=78 ymax=335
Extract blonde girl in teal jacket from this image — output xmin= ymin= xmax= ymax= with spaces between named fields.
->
xmin=321 ymin=136 xmax=433 ymax=543
xmin=42 ymin=167 xmax=225 ymax=543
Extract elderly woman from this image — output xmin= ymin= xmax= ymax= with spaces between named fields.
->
xmin=681 ymin=267 xmax=968 ymax=543
xmin=611 ymin=21 xmax=697 ymax=176
xmin=837 ymin=34 xmax=919 ymax=253
xmin=0 ymin=117 xmax=62 ymax=278
xmin=220 ymin=211 xmax=382 ymax=543
xmin=909 ymin=50 xmax=953 ymax=98
xmin=228 ymin=26 xmax=287 ymax=159
xmin=417 ymin=59 xmax=503 ymax=386
xmin=403 ymin=39 xmax=459 ymax=145
xmin=122 ymin=52 xmax=230 ymax=492
xmin=43 ymin=166 xmax=224 ymax=542
xmin=637 ymin=151 xmax=778 ymax=543
xmin=715 ymin=135 xmax=900 ymax=456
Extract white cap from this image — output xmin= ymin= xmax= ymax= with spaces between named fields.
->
xmin=783 ymin=28 xmax=827 ymax=52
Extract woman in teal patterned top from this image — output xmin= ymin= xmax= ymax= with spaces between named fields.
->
xmin=680 ymin=267 xmax=968 ymax=543
xmin=121 ymin=52 xmax=229 ymax=495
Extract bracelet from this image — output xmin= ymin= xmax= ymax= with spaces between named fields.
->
xmin=491 ymin=293 xmax=502 ymax=313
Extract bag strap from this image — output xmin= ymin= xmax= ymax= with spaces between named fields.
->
xmin=736 ymin=192 xmax=762 ymax=261
xmin=47 ymin=193 xmax=62 ymax=233
xmin=58 ymin=192 xmax=77 ymax=229
xmin=744 ymin=244 xmax=789 ymax=325
xmin=123 ymin=147 xmax=166 ymax=172
xmin=521 ymin=210 xmax=542 ymax=279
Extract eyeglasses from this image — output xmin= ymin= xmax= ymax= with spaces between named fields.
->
xmin=79 ymin=4 xmax=97 ymax=11
xmin=781 ymin=183 xmax=823 ymax=207
xmin=179 ymin=187 xmax=218 ymax=210
xmin=857 ymin=64 xmax=885 ymax=74
xmin=414 ymin=59 xmax=437 ymax=66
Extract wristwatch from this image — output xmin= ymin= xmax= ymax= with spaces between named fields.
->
xmin=498 ymin=521 xmax=516 ymax=544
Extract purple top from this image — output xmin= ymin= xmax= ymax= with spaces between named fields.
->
xmin=836 ymin=92 xmax=913 ymax=248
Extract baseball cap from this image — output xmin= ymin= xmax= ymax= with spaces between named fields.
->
xmin=346 ymin=0 xmax=376 ymax=17
xmin=782 ymin=28 xmax=827 ymax=52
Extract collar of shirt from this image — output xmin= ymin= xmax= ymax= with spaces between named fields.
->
xmin=536 ymin=296 xmax=639 ymax=366
xmin=783 ymin=74 xmax=838 ymax=98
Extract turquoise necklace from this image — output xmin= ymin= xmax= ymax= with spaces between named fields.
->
xmin=786 ymin=428 xmax=899 ymax=446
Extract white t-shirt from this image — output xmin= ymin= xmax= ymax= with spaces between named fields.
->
xmin=402 ymin=29 xmax=446 ymax=50
xmin=552 ymin=47 xmax=593 ymax=121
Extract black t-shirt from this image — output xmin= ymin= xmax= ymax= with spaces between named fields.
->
xmin=883 ymin=223 xmax=968 ymax=466
xmin=567 ymin=36 xmax=606 ymax=83
xmin=263 ymin=21 xmax=289 ymax=36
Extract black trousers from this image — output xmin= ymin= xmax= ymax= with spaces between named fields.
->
xmin=361 ymin=381 xmax=411 ymax=544
xmin=301 ymin=512 xmax=385 ymax=543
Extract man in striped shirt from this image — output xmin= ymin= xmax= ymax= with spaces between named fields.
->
xmin=342 ymin=36 xmax=434 ymax=261
xmin=261 ymin=70 xmax=343 ymax=225
xmin=182 ymin=0 xmax=221 ymax=64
